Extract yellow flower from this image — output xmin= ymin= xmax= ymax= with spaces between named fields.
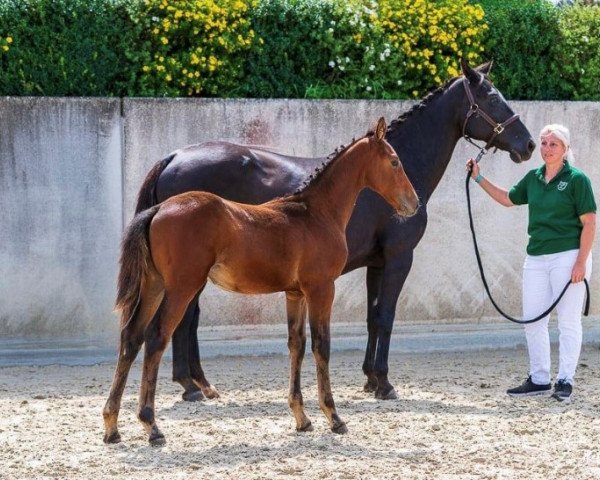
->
xmin=160 ymin=37 xmax=168 ymax=45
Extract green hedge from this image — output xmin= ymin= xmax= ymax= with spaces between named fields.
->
xmin=134 ymin=0 xmax=257 ymax=97
xmin=475 ymin=0 xmax=569 ymax=100
xmin=0 ymin=0 xmax=599 ymax=99
xmin=239 ymin=0 xmax=336 ymax=98
xmin=558 ymin=3 xmax=600 ymax=99
xmin=0 ymin=0 xmax=141 ymax=96
xmin=475 ymin=0 xmax=600 ymax=100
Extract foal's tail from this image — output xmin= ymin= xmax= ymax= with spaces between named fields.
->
xmin=134 ymin=153 xmax=177 ymax=214
xmin=115 ymin=205 xmax=160 ymax=328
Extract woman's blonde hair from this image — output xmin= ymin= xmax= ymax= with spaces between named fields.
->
xmin=540 ymin=124 xmax=574 ymax=163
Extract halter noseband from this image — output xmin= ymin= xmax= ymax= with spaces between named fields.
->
xmin=461 ymin=77 xmax=520 ymax=162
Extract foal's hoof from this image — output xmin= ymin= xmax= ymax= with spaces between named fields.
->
xmin=202 ymin=385 xmax=220 ymax=399
xmin=296 ymin=420 xmax=313 ymax=432
xmin=375 ymin=387 xmax=398 ymax=400
xmin=182 ymin=389 xmax=204 ymax=402
xmin=103 ymin=431 xmax=122 ymax=444
xmin=149 ymin=431 xmax=166 ymax=447
xmin=331 ymin=421 xmax=348 ymax=435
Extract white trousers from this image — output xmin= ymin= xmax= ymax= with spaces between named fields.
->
xmin=522 ymin=249 xmax=592 ymax=385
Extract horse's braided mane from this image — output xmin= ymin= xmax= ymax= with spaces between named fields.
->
xmin=292 ymin=131 xmax=374 ymax=195
xmin=290 ymin=75 xmax=464 ymax=197
xmin=388 ymin=75 xmax=460 ymax=131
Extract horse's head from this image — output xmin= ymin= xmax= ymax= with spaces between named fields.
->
xmin=367 ymin=117 xmax=419 ymax=217
xmin=460 ymin=59 xmax=535 ymax=163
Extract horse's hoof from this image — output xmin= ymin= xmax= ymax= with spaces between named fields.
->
xmin=103 ymin=431 xmax=121 ymax=444
xmin=202 ymin=385 xmax=220 ymax=399
xmin=331 ymin=421 xmax=348 ymax=434
xmin=182 ymin=389 xmax=204 ymax=402
xmin=296 ymin=420 xmax=313 ymax=432
xmin=375 ymin=388 xmax=398 ymax=400
xmin=149 ymin=432 xmax=166 ymax=447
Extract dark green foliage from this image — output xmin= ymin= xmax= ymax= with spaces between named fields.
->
xmin=475 ymin=0 xmax=570 ymax=100
xmin=558 ymin=3 xmax=600 ymax=99
xmin=237 ymin=0 xmax=335 ymax=98
xmin=0 ymin=0 xmax=598 ymax=99
xmin=0 ymin=0 xmax=142 ymax=96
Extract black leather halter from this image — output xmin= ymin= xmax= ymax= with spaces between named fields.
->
xmin=461 ymin=77 xmax=520 ymax=161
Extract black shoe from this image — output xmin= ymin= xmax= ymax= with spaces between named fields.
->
xmin=506 ymin=376 xmax=551 ymax=397
xmin=552 ymin=379 xmax=573 ymax=404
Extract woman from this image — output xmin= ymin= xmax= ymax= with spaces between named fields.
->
xmin=467 ymin=124 xmax=596 ymax=403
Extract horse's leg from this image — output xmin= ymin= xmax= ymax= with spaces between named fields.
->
xmin=138 ymin=289 xmax=194 ymax=446
xmin=171 ymin=296 xmax=204 ymax=402
xmin=103 ymin=273 xmax=164 ymax=444
xmin=373 ymin=252 xmax=413 ymax=400
xmin=188 ymin=289 xmax=219 ymax=399
xmin=286 ymin=292 xmax=312 ymax=432
xmin=172 ymin=292 xmax=219 ymax=401
xmin=363 ymin=266 xmax=383 ymax=393
xmin=305 ymin=282 xmax=347 ymax=434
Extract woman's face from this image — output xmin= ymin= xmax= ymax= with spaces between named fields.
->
xmin=540 ymin=133 xmax=567 ymax=166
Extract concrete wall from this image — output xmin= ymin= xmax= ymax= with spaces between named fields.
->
xmin=0 ymin=98 xmax=122 ymax=336
xmin=1 ymin=98 xmax=599 ymax=336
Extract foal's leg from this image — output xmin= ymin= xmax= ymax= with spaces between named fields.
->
xmin=103 ymin=274 xmax=164 ymax=444
xmin=285 ymin=292 xmax=312 ymax=432
xmin=363 ymin=266 xmax=383 ymax=393
xmin=138 ymin=290 xmax=194 ymax=446
xmin=138 ymin=291 xmax=192 ymax=446
xmin=305 ymin=283 xmax=347 ymax=434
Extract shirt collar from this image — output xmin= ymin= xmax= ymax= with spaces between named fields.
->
xmin=535 ymin=161 xmax=572 ymax=183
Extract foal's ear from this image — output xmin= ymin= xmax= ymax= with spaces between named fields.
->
xmin=375 ymin=117 xmax=387 ymax=141
xmin=460 ymin=58 xmax=482 ymax=84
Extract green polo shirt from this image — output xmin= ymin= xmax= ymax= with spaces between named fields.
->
xmin=508 ymin=162 xmax=596 ymax=256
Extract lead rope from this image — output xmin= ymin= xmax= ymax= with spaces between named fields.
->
xmin=465 ymin=167 xmax=590 ymax=324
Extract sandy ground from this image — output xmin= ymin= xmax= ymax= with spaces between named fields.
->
xmin=1 ymin=345 xmax=600 ymax=480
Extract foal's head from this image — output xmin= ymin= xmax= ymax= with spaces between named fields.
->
xmin=365 ymin=117 xmax=419 ymax=217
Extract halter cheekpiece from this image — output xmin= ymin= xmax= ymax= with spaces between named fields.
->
xmin=461 ymin=76 xmax=520 ymax=163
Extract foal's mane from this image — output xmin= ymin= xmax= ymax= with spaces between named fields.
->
xmin=292 ymin=131 xmax=374 ymax=195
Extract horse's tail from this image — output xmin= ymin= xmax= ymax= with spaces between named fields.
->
xmin=134 ymin=153 xmax=177 ymax=214
xmin=115 ymin=205 xmax=160 ymax=328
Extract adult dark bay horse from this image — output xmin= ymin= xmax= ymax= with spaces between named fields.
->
xmin=103 ymin=118 xmax=419 ymax=445
xmin=135 ymin=59 xmax=535 ymax=402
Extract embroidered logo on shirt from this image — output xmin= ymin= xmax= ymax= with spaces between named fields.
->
xmin=557 ymin=181 xmax=568 ymax=191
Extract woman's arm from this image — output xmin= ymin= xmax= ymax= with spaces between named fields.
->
xmin=572 ymin=212 xmax=596 ymax=283
xmin=466 ymin=159 xmax=514 ymax=207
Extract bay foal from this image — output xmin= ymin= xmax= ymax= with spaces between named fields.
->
xmin=103 ymin=117 xmax=418 ymax=446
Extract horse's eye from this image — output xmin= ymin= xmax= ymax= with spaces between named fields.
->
xmin=391 ymin=159 xmax=399 ymax=167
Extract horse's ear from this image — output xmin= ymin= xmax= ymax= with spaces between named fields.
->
xmin=476 ymin=60 xmax=493 ymax=76
xmin=460 ymin=58 xmax=482 ymax=84
xmin=375 ymin=117 xmax=387 ymax=141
